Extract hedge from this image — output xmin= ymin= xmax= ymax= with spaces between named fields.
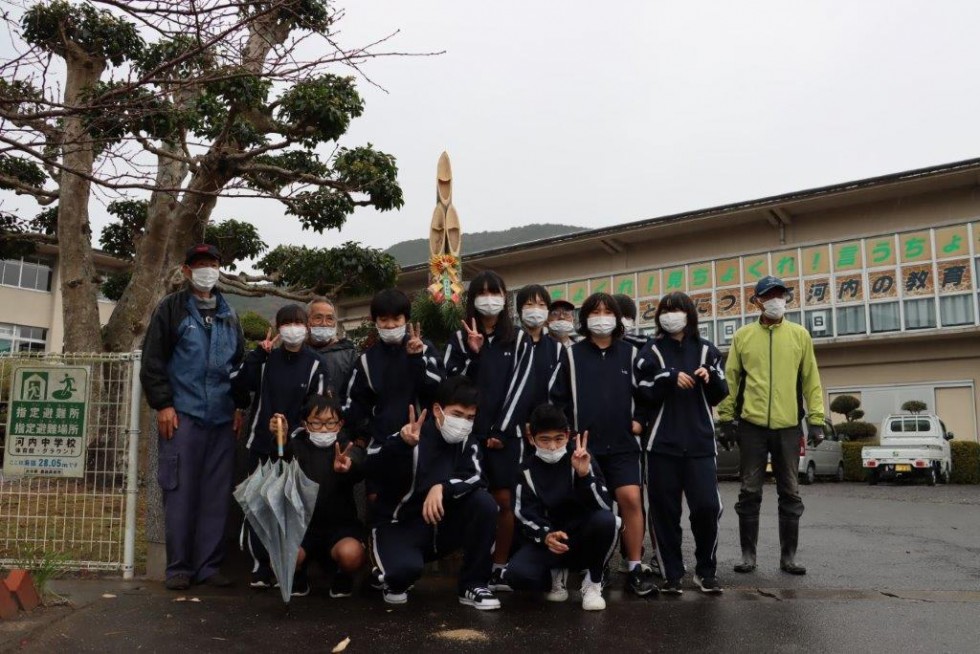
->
xmin=835 ymin=421 xmax=878 ymax=440
xmin=843 ymin=440 xmax=980 ymax=484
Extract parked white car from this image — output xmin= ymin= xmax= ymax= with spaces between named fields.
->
xmin=799 ymin=420 xmax=844 ymax=484
xmin=862 ymin=414 xmax=954 ymax=485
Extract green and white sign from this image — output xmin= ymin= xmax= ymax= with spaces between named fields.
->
xmin=3 ymin=366 xmax=90 ymax=478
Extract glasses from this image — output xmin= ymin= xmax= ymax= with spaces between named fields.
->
xmin=306 ymin=419 xmax=341 ymax=430
xmin=549 ymin=310 xmax=574 ymax=318
xmin=534 ymin=434 xmax=569 ymax=447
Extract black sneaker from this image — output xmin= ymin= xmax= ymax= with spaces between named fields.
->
xmin=489 ymin=568 xmax=512 ymax=592
xmin=200 ymin=573 xmax=234 ymax=588
xmin=165 ymin=574 xmax=191 ymax=591
xmin=369 ymin=567 xmax=384 ymax=591
xmin=291 ymin=570 xmax=311 ymax=597
xmin=329 ymin=572 xmax=354 ymax=599
xmin=648 ymin=557 xmax=664 ymax=578
xmin=660 ymin=578 xmax=683 ymax=595
xmin=627 ymin=565 xmax=657 ymax=597
xmin=694 ymin=574 xmax=723 ymax=594
xmin=250 ymin=566 xmax=275 ymax=589
xmin=458 ymin=586 xmax=501 ymax=611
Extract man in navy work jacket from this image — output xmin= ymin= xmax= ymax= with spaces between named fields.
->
xmin=141 ymin=244 xmax=248 ymax=591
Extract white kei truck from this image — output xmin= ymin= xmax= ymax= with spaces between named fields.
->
xmin=862 ymin=414 xmax=954 ymax=486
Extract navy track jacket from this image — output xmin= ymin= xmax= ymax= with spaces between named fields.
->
xmin=444 ymin=330 xmax=534 ymax=442
xmin=513 ymin=451 xmax=613 ymax=543
xmin=343 ymin=337 xmax=444 ymax=443
xmin=634 ymin=335 xmax=729 ymax=457
xmin=365 ymin=419 xmax=485 ymax=526
xmin=550 ymin=339 xmax=642 ymax=455
xmin=233 ymin=344 xmax=330 ymax=455
xmin=525 ymin=332 xmax=563 ymax=412
xmin=285 ymin=431 xmax=365 ymax=532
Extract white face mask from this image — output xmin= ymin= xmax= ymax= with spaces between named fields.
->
xmin=549 ymin=320 xmax=574 ymax=335
xmin=762 ymin=297 xmax=787 ymax=320
xmin=279 ymin=324 xmax=308 ymax=347
xmin=522 ymin=307 xmax=549 ymax=328
xmin=438 ymin=413 xmax=473 ymax=444
xmin=534 ymin=446 xmax=566 ymax=464
xmin=658 ymin=311 xmax=687 ymax=334
xmin=587 ymin=315 xmax=617 ymax=336
xmin=474 ymin=295 xmax=505 ymax=316
xmin=621 ymin=318 xmax=636 ymax=331
xmin=190 ymin=267 xmax=220 ymax=292
xmin=310 ymin=326 xmax=336 ymax=343
xmin=377 ymin=325 xmax=406 ymax=344
xmin=308 ymin=431 xmax=338 ymax=448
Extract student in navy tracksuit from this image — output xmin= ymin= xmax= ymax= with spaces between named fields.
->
xmin=444 ymin=271 xmax=533 ymax=590
xmin=232 ymin=303 xmax=331 ymax=588
xmin=614 ymin=293 xmax=651 ymax=351
xmin=550 ymin=292 xmax=656 ymax=596
xmin=516 ymin=285 xmax=563 ymax=416
xmin=508 ymin=405 xmax=618 ymax=611
xmin=367 ymin=376 xmax=500 ymax=610
xmin=635 ymin=292 xmax=729 ymax=595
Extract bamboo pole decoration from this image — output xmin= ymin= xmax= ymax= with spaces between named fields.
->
xmin=428 ymin=151 xmax=464 ymax=304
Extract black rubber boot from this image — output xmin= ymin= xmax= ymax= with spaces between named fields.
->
xmin=733 ymin=514 xmax=759 ymax=573
xmin=779 ymin=517 xmax=807 ymax=575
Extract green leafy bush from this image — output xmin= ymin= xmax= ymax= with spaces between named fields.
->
xmin=842 ymin=440 xmax=878 ymax=481
xmin=835 ymin=421 xmax=878 ymax=441
xmin=830 ymin=395 xmax=861 ymax=420
xmin=239 ymin=310 xmax=272 ymax=342
xmin=950 ymin=441 xmax=980 ymax=484
xmin=901 ymin=400 xmax=928 ymax=414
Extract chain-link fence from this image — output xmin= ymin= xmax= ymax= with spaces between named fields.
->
xmin=0 ymin=351 xmax=141 ymax=575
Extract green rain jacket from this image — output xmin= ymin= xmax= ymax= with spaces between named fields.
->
xmin=717 ymin=318 xmax=825 ymax=429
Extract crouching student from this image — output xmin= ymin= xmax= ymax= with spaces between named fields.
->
xmin=367 ymin=376 xmax=501 ymax=610
xmin=508 ymin=405 xmax=617 ymax=611
xmin=280 ymin=394 xmax=367 ymax=597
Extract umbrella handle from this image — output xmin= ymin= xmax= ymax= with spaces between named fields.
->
xmin=275 ymin=415 xmax=285 ymax=458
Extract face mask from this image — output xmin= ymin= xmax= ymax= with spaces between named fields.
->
xmin=535 ymin=445 xmax=567 ymax=464
xmin=658 ymin=311 xmax=687 ymax=334
xmin=190 ymin=267 xmax=220 ymax=292
xmin=522 ymin=307 xmax=548 ymax=328
xmin=549 ymin=320 xmax=574 ymax=335
xmin=308 ymin=431 xmax=338 ymax=448
xmin=438 ymin=413 xmax=473 ymax=444
xmin=587 ymin=315 xmax=617 ymax=336
xmin=474 ymin=295 xmax=505 ymax=316
xmin=621 ymin=318 xmax=635 ymax=331
xmin=310 ymin=326 xmax=336 ymax=343
xmin=377 ymin=325 xmax=406 ymax=344
xmin=762 ymin=297 xmax=787 ymax=320
xmin=279 ymin=324 xmax=308 ymax=347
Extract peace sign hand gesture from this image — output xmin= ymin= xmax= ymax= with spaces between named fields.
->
xmin=260 ymin=327 xmax=280 ymax=353
xmin=571 ymin=431 xmax=591 ymax=478
xmin=334 ymin=442 xmax=354 ymax=473
xmin=460 ymin=318 xmax=484 ymax=354
xmin=400 ymin=405 xmax=427 ymax=447
xmin=406 ymin=322 xmax=424 ymax=355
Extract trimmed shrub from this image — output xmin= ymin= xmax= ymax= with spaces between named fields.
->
xmin=830 ymin=395 xmax=861 ymax=420
xmin=835 ymin=421 xmax=878 ymax=441
xmin=240 ymin=310 xmax=272 ymax=341
xmin=950 ymin=441 xmax=980 ymax=484
xmin=901 ymin=400 xmax=928 ymax=414
xmin=842 ymin=440 xmax=878 ymax=481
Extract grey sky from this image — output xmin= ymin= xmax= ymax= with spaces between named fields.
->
xmin=7 ymin=0 xmax=980 ymax=260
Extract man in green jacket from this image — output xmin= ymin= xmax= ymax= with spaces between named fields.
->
xmin=717 ymin=276 xmax=825 ymax=576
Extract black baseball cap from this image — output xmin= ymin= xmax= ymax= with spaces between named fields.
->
xmin=549 ymin=299 xmax=576 ymax=312
xmin=754 ymin=275 xmax=788 ymax=298
xmin=184 ymin=243 xmax=222 ymax=265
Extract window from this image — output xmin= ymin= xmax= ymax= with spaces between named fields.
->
xmin=698 ymin=321 xmax=714 ymax=342
xmin=0 ymin=323 xmax=48 ymax=353
xmin=869 ymin=302 xmax=900 ymax=333
xmin=0 ymin=258 xmax=52 ymax=292
xmin=785 ymin=311 xmax=801 ymax=326
xmin=904 ymin=299 xmax=936 ymax=330
xmin=940 ymin=295 xmax=974 ymax=326
xmin=718 ymin=318 xmax=741 ymax=345
xmin=804 ymin=309 xmax=832 ymax=338
xmin=836 ymin=306 xmax=866 ymax=335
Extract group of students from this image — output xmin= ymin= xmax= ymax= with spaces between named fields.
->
xmin=227 ymin=268 xmax=742 ymax=613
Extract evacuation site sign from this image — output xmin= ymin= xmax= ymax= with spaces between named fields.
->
xmin=3 ymin=366 xmax=90 ymax=478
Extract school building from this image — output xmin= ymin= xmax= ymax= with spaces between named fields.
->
xmin=0 ymin=245 xmax=121 ymax=353
xmin=340 ymin=157 xmax=980 ymax=442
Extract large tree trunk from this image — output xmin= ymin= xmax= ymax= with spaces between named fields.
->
xmin=58 ymin=52 xmax=106 ymax=353
xmin=166 ymin=156 xmax=234 ymax=266
xmin=102 ymin=142 xmax=189 ymax=353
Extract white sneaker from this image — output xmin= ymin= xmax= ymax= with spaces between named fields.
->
xmin=383 ymin=588 xmax=408 ymax=605
xmin=546 ymin=568 xmax=568 ymax=602
xmin=581 ymin=577 xmax=606 ymax=611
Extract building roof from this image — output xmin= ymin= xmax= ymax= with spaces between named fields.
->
xmin=401 ymin=155 xmax=980 ymax=273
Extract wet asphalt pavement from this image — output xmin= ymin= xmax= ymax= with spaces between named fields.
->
xmin=7 ymin=481 xmax=980 ymax=653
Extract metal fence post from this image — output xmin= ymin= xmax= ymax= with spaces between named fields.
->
xmin=123 ymin=351 xmax=142 ymax=580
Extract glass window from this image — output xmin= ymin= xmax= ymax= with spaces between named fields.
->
xmin=940 ymin=295 xmax=974 ymax=326
xmin=904 ymin=299 xmax=936 ymax=330
xmin=0 ymin=322 xmax=47 ymax=352
xmin=2 ymin=260 xmax=20 ymax=286
xmin=869 ymin=302 xmax=900 ymax=333
xmin=698 ymin=321 xmax=714 ymax=342
xmin=836 ymin=306 xmax=866 ymax=335
xmin=20 ymin=261 xmax=38 ymax=290
xmin=0 ymin=258 xmax=53 ymax=291
xmin=718 ymin=319 xmax=741 ymax=345
xmin=785 ymin=311 xmax=801 ymax=325
xmin=804 ymin=309 xmax=832 ymax=338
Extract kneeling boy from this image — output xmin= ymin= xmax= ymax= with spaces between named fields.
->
xmin=508 ymin=405 xmax=618 ymax=611
xmin=367 ymin=376 xmax=500 ymax=610
xmin=282 ymin=394 xmax=367 ymax=597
